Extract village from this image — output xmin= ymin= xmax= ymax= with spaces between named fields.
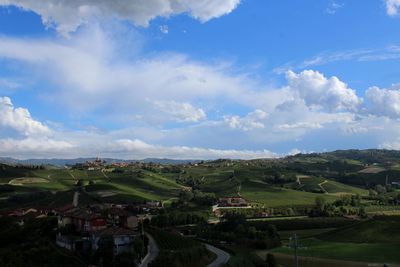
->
xmin=1 ymin=181 xmax=252 ymax=267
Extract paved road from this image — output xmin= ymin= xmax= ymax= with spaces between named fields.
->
xmin=139 ymin=233 xmax=159 ymax=267
xmin=205 ymin=244 xmax=230 ymax=267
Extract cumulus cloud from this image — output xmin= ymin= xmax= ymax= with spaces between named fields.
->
xmin=0 ymin=96 xmax=50 ymax=136
xmin=152 ymin=100 xmax=206 ymax=122
xmin=0 ymin=137 xmax=74 ymax=155
xmin=365 ymin=85 xmax=400 ymax=118
xmin=1 ymin=24 xmax=400 ymax=158
xmin=286 ymin=70 xmax=361 ymax=111
xmin=0 ymin=134 xmax=277 ymax=160
xmin=110 ymin=139 xmax=276 ymax=159
xmin=386 ymin=0 xmax=400 ymax=16
xmin=0 ymin=0 xmax=241 ymax=35
xmin=224 ymin=109 xmax=268 ymax=131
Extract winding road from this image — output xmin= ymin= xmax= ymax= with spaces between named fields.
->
xmin=205 ymin=244 xmax=230 ymax=267
xmin=138 ymin=233 xmax=229 ymax=267
xmin=139 ymin=233 xmax=159 ymax=267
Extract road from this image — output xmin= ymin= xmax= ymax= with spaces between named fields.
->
xmin=139 ymin=233 xmax=159 ymax=267
xmin=205 ymin=244 xmax=230 ymax=267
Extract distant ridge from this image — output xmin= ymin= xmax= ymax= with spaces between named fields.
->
xmin=1 ymin=149 xmax=399 ymax=167
xmin=0 ymin=157 xmax=200 ymax=167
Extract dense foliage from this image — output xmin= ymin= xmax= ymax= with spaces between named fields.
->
xmin=0 ymin=217 xmax=84 ymax=267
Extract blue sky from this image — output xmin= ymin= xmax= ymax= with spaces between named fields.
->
xmin=1 ymin=0 xmax=400 ymax=159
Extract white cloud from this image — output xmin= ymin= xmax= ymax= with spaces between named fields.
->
xmin=380 ymin=139 xmax=400 ymax=149
xmin=0 ymin=0 xmax=241 ymax=35
xmin=326 ymin=1 xmax=343 ymax=15
xmin=288 ymin=148 xmax=302 ymax=155
xmin=0 ymin=96 xmax=50 ymax=136
xmin=0 ymin=137 xmax=74 ymax=156
xmin=386 ymin=0 xmax=400 ymax=16
xmin=2 ymin=24 xmax=400 ymax=157
xmin=152 ymin=100 xmax=206 ymax=122
xmin=365 ymin=85 xmax=400 ymax=118
xmin=277 ymin=122 xmax=323 ymax=130
xmin=110 ymin=139 xmax=276 ymax=159
xmin=0 ymin=134 xmax=277 ymax=160
xmin=224 ymin=109 xmax=268 ymax=131
xmin=286 ymin=70 xmax=361 ymax=111
xmin=159 ymin=25 xmax=169 ymax=34
xmin=0 ymin=30 xmax=264 ymax=124
xmin=0 ymin=78 xmax=21 ymax=91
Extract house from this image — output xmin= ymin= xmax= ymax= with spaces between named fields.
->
xmin=107 ymin=208 xmax=139 ymax=229
xmin=145 ymin=201 xmax=161 ymax=208
xmin=58 ymin=208 xmax=107 ymax=232
xmin=218 ymin=197 xmax=248 ymax=207
xmin=91 ymin=227 xmax=137 ymax=255
xmin=56 ymin=234 xmax=91 ymax=252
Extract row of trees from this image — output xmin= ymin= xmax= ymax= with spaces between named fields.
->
xmin=196 ymin=213 xmax=281 ymax=250
xmin=309 ymin=196 xmax=367 ymax=217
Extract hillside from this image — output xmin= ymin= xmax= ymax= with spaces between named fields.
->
xmin=2 ymin=149 xmax=400 ymax=210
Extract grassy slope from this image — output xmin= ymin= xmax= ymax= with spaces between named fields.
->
xmin=271 ymin=238 xmax=400 ymax=263
xmin=1 ymin=167 xmax=184 ymax=206
xmin=318 ymin=216 xmax=400 ymax=243
xmin=266 ymin=217 xmax=400 ymax=264
xmin=240 ymin=180 xmax=337 ymax=207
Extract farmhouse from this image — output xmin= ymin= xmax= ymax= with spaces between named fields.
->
xmin=218 ymin=197 xmax=248 ymax=207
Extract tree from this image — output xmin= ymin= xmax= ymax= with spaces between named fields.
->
xmin=315 ymin=196 xmax=326 ymax=212
xmin=220 ymin=212 xmax=246 ymax=232
xmin=95 ymin=236 xmax=114 ymax=267
xmin=266 ymin=253 xmax=277 ymax=267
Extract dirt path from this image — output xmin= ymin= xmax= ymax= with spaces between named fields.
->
xmin=318 ymin=180 xmax=328 ymax=193
xmin=101 ymin=170 xmax=111 ymax=182
xmin=68 ymin=171 xmax=76 ymax=180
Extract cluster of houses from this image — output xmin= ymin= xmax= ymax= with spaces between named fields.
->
xmin=55 ymin=203 xmax=141 ymax=255
xmin=3 ymin=196 xmax=162 ymax=257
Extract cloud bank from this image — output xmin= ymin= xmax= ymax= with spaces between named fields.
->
xmin=0 ymin=0 xmax=241 ymax=35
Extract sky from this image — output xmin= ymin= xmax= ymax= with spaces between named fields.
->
xmin=1 ymin=0 xmax=400 ymax=159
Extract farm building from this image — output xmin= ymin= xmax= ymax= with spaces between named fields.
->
xmin=218 ymin=197 xmax=248 ymax=207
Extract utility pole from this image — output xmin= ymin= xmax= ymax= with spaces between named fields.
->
xmin=291 ymin=233 xmax=299 ymax=267
xmin=141 ymin=218 xmax=145 ymax=260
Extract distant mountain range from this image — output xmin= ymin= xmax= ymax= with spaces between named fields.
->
xmin=0 ymin=157 xmax=200 ymax=166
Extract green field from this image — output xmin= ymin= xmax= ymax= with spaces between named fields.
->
xmin=0 ymin=166 xmax=187 ymax=208
xmin=240 ymin=180 xmax=337 ymax=207
xmin=319 ymin=216 xmax=400 ymax=243
xmin=259 ymin=217 xmax=400 ymax=264
xmin=270 ymin=238 xmax=400 ymax=263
